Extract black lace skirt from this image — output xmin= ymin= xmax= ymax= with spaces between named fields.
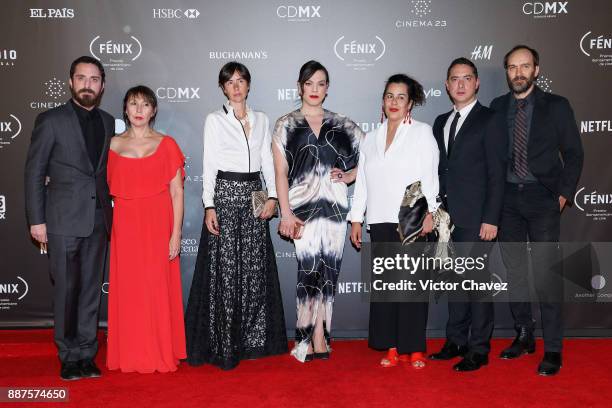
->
xmin=184 ymin=172 xmax=288 ymax=370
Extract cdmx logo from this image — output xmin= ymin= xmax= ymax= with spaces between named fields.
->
xmin=156 ymin=87 xmax=201 ymax=102
xmin=0 ymin=113 xmax=22 ymax=148
xmin=522 ymin=1 xmax=568 ymax=17
xmin=334 ymin=35 xmax=386 ymax=70
xmin=89 ymin=35 xmax=142 ymax=70
xmin=0 ymin=276 xmax=29 ymax=300
xmin=276 ymin=5 xmax=321 ymax=21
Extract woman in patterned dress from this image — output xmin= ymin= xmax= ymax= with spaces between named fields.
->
xmin=272 ymin=60 xmax=364 ymax=362
xmin=185 ymin=62 xmax=287 ymax=370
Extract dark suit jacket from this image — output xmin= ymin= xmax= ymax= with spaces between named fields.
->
xmin=434 ymin=101 xmax=507 ymax=229
xmin=24 ymin=100 xmax=114 ymax=237
xmin=490 ymin=86 xmax=584 ymax=201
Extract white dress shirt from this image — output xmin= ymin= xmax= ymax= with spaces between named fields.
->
xmin=348 ymin=119 xmax=440 ymax=225
xmin=202 ymin=102 xmax=276 ymax=208
xmin=443 ymin=99 xmax=478 ymax=150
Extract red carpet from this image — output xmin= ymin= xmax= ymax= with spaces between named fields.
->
xmin=1 ymin=330 xmax=611 ymax=407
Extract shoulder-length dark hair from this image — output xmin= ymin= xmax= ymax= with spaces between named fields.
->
xmin=122 ymin=85 xmax=158 ymax=126
xmin=218 ymin=61 xmax=251 ymax=88
xmin=297 ymin=60 xmax=329 ymax=93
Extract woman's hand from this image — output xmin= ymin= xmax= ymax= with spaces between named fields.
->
xmin=278 ymin=213 xmax=304 ymax=240
xmin=259 ymin=199 xmax=277 ymax=220
xmin=205 ymin=208 xmax=220 ymax=235
xmin=350 ymin=222 xmax=362 ymax=249
xmin=330 ymin=168 xmax=356 ymax=184
xmin=420 ymin=213 xmax=434 ymax=236
xmin=169 ymin=233 xmax=181 ymax=260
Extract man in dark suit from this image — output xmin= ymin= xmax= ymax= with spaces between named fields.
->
xmin=428 ymin=58 xmax=506 ymax=371
xmin=24 ymin=56 xmax=115 ymax=380
xmin=491 ymin=45 xmax=583 ymax=376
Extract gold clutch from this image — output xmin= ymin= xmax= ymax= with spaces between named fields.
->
xmin=251 ymin=190 xmax=278 ymax=217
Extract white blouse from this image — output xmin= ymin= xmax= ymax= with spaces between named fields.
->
xmin=348 ymin=119 xmax=440 ymax=225
xmin=202 ymin=102 xmax=276 ymax=208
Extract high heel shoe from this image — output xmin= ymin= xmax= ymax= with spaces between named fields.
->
xmin=312 ymin=339 xmax=330 ymax=360
xmin=410 ymin=352 xmax=426 ymax=369
xmin=380 ymin=348 xmax=399 ymax=368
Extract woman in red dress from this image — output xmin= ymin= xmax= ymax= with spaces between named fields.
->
xmin=106 ymin=85 xmax=186 ymax=373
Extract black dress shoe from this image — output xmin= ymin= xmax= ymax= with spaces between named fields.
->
xmin=538 ymin=352 xmax=562 ymax=376
xmin=79 ymin=359 xmax=102 ymax=378
xmin=60 ymin=362 xmax=82 ymax=381
xmin=428 ymin=341 xmax=468 ymax=360
xmin=453 ymin=353 xmax=489 ymax=372
xmin=499 ymin=326 xmax=535 ymax=359
xmin=313 ymin=351 xmax=330 ymax=360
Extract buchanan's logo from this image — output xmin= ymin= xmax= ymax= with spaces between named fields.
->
xmin=89 ymin=35 xmax=143 ymax=71
xmin=0 ymin=114 xmax=22 ymax=149
xmin=334 ymin=35 xmax=386 ymax=71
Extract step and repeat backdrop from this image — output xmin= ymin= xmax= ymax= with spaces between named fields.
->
xmin=1 ymin=0 xmax=611 ymax=335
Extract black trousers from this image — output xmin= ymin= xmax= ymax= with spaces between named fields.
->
xmin=445 ymin=226 xmax=494 ymax=355
xmin=47 ymin=209 xmax=108 ymax=363
xmin=368 ymin=223 xmax=428 ymax=354
xmin=499 ymin=183 xmax=563 ymax=352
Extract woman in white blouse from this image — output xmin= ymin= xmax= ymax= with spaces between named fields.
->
xmin=185 ymin=62 xmax=288 ymax=370
xmin=349 ymin=74 xmax=439 ymax=369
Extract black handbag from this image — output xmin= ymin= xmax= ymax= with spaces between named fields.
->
xmin=397 ymin=181 xmax=429 ymax=244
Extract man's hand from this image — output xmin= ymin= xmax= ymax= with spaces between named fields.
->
xmin=479 ymin=223 xmax=498 ymax=241
xmin=30 ymin=223 xmax=47 ymax=243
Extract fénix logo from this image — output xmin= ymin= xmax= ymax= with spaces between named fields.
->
xmin=579 ymin=31 xmax=612 ymax=68
xmin=581 ymin=120 xmax=611 ymax=133
xmin=0 ymin=114 xmax=22 ymax=149
xmin=0 ymin=195 xmax=5 ymax=220
xmin=152 ymin=9 xmax=200 ymax=19
xmin=396 ymin=0 xmax=447 ymax=29
xmin=471 ymin=45 xmax=493 ymax=61
xmin=89 ymin=35 xmax=142 ymax=71
xmin=0 ymin=49 xmax=17 ymax=67
xmin=156 ymin=87 xmax=201 ymax=102
xmin=574 ymin=187 xmax=612 ymax=222
xmin=334 ymin=35 xmax=386 ymax=70
xmin=29 ymin=8 xmax=74 ymax=18
xmin=0 ymin=276 xmax=29 ymax=299
xmin=276 ymin=5 xmax=321 ymax=22
xmin=522 ymin=2 xmax=568 ymax=18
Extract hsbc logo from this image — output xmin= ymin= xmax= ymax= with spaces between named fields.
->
xmin=276 ymin=5 xmax=321 ymax=22
xmin=522 ymin=2 xmax=568 ymax=18
xmin=152 ymin=9 xmax=200 ymax=19
xmin=156 ymin=87 xmax=201 ymax=103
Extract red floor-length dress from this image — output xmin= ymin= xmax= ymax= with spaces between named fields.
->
xmin=106 ymin=136 xmax=187 ymax=373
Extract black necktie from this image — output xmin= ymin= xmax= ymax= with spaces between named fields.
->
xmin=513 ymin=99 xmax=529 ymax=179
xmin=447 ymin=111 xmax=461 ymax=158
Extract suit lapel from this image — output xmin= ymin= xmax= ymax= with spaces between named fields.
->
xmin=95 ymin=114 xmax=113 ymax=172
xmin=434 ymin=111 xmax=452 ymax=160
xmin=65 ymin=101 xmax=94 ymax=173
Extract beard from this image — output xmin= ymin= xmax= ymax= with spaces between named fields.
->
xmin=71 ymin=87 xmax=102 ymax=108
xmin=507 ymin=73 xmax=536 ymax=95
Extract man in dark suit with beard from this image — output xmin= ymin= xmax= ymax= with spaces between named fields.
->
xmin=428 ymin=57 xmax=506 ymax=371
xmin=25 ymin=56 xmax=115 ymax=380
xmin=491 ymin=45 xmax=583 ymax=376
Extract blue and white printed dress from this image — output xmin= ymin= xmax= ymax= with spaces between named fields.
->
xmin=273 ymin=109 xmax=363 ymax=361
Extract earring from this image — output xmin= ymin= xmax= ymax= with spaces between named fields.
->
xmin=404 ymin=111 xmax=412 ymax=124
xmin=380 ymin=108 xmax=385 ymax=124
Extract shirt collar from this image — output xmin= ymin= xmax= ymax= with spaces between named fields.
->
xmin=512 ymin=88 xmax=535 ymax=106
xmin=453 ymin=98 xmax=478 ymax=118
xmin=71 ymin=99 xmax=97 ymax=120
xmin=223 ymin=100 xmax=252 ymax=117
